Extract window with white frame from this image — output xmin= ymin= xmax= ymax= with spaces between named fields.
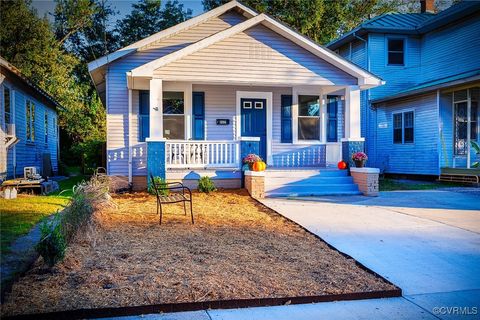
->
xmin=393 ymin=111 xmax=414 ymax=144
xmin=387 ymin=38 xmax=404 ymax=66
xmin=4 ymin=86 xmax=11 ymax=128
xmin=26 ymin=99 xmax=35 ymax=142
xmin=45 ymin=113 xmax=48 ymax=144
xmin=298 ymin=95 xmax=320 ymax=140
xmin=163 ymin=91 xmax=184 ymax=139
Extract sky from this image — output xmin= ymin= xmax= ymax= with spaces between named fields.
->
xmin=31 ymin=0 xmax=205 ymax=23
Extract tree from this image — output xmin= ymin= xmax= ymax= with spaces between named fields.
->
xmin=202 ymin=0 xmax=409 ymax=44
xmin=116 ymin=0 xmax=192 ymax=47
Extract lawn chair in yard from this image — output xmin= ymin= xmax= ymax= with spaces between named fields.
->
xmin=149 ymin=174 xmax=194 ymax=225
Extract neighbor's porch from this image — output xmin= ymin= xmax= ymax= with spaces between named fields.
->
xmin=126 ymin=79 xmax=365 ymax=182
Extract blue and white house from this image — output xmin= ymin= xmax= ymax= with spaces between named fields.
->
xmin=0 ymin=57 xmax=60 ymax=179
xmin=88 ymin=0 xmax=383 ymax=194
xmin=328 ymin=0 xmax=480 ymax=177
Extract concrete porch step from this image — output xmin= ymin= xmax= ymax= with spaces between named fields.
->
xmin=265 ymin=169 xmax=348 ymax=178
xmin=266 ymin=190 xmax=362 ymax=197
xmin=265 ymin=176 xmax=354 ymax=186
xmin=266 ymin=183 xmax=359 ymax=194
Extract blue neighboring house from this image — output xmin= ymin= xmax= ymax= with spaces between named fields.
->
xmin=328 ymin=0 xmax=480 ymax=177
xmin=0 ymin=57 xmax=60 ymax=179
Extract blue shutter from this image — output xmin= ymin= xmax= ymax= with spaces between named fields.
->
xmin=281 ymin=95 xmax=292 ymax=143
xmin=192 ymin=92 xmax=205 ymax=140
xmin=139 ymin=90 xmax=150 ymax=142
xmin=327 ymin=96 xmax=338 ymax=142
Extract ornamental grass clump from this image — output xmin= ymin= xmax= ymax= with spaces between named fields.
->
xmin=36 ymin=174 xmax=114 ymax=267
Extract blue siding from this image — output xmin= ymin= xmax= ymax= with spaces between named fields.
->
xmin=1 ymin=79 xmax=58 ymax=178
xmin=375 ymin=93 xmax=439 ymax=175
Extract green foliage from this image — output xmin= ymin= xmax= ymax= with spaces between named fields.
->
xmin=471 ymin=141 xmax=480 ymax=168
xmin=116 ymin=0 xmax=192 ymax=47
xmin=198 ymin=176 xmax=217 ymax=193
xmin=36 ymin=216 xmax=67 ymax=267
xmin=149 ymin=176 xmax=169 ymax=196
xmin=202 ymin=0 xmax=408 ymax=44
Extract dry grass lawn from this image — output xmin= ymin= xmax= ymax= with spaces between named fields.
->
xmin=1 ymin=190 xmax=396 ymax=316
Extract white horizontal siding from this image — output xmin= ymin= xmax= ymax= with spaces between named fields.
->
xmin=107 ymin=11 xmax=245 ymax=176
xmin=155 ymin=25 xmax=357 ymax=85
xmin=375 ymin=93 xmax=439 ymax=175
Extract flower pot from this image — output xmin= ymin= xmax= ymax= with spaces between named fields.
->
xmin=354 ymin=160 xmax=365 ymax=168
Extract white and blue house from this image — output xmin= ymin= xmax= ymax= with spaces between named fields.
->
xmin=0 ymin=57 xmax=60 ymax=179
xmin=88 ymin=0 xmax=384 ymax=195
xmin=328 ymin=0 xmax=480 ymax=177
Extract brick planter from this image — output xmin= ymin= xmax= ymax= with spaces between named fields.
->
xmin=350 ymin=167 xmax=380 ymax=196
xmin=244 ymin=171 xmax=265 ymax=199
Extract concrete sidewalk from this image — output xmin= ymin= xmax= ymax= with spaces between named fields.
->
xmin=104 ymin=190 xmax=480 ymax=320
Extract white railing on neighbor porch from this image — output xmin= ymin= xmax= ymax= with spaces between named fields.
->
xmin=165 ymin=140 xmax=241 ymax=169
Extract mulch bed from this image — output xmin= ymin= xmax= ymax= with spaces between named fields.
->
xmin=1 ymin=190 xmax=397 ymax=317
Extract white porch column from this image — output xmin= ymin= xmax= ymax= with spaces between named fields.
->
xmin=149 ymin=78 xmax=163 ymax=139
xmin=292 ymin=87 xmax=299 ymax=143
xmin=321 ymin=91 xmax=327 ymax=143
xmin=344 ymin=85 xmax=362 ymax=140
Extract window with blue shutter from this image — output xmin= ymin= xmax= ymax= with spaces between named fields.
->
xmin=281 ymin=95 xmax=292 ymax=143
xmin=192 ymin=92 xmax=205 ymax=140
xmin=327 ymin=96 xmax=338 ymax=142
xmin=139 ymin=90 xmax=149 ymax=142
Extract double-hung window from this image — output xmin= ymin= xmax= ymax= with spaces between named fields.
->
xmin=393 ymin=111 xmax=414 ymax=144
xmin=44 ymin=113 xmax=48 ymax=144
xmin=387 ymin=39 xmax=404 ymax=66
xmin=163 ymin=91 xmax=185 ymax=140
xmin=298 ymin=95 xmax=320 ymax=140
xmin=26 ymin=100 xmax=35 ymax=142
xmin=4 ymin=87 xmax=11 ymax=128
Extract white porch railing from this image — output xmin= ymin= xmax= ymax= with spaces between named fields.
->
xmin=165 ymin=140 xmax=241 ymax=169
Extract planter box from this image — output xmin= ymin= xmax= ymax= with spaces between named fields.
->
xmin=350 ymin=167 xmax=379 ymax=196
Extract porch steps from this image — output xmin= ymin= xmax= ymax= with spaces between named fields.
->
xmin=265 ymin=168 xmax=361 ymax=197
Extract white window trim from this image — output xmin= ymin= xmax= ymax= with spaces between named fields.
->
xmin=393 ymin=108 xmax=415 ymax=144
xmin=26 ymin=99 xmax=35 ymax=143
xmin=292 ymin=86 xmax=326 ymax=145
xmin=3 ymin=85 xmax=12 ymax=129
xmin=162 ymin=82 xmax=192 ymax=140
xmin=235 ymin=91 xmax=273 ymax=165
xmin=386 ymin=36 xmax=407 ymax=67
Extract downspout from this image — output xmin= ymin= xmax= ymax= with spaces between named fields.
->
xmin=128 ymin=88 xmax=133 ymax=185
xmin=12 ymin=89 xmax=16 ymax=178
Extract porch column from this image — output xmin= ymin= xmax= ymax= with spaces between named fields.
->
xmin=321 ymin=92 xmax=327 ymax=143
xmin=147 ymin=78 xmax=166 ymax=188
xmin=342 ymin=86 xmax=365 ymax=167
xmin=149 ymin=78 xmax=163 ymax=139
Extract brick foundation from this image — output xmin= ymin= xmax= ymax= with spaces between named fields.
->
xmin=244 ymin=171 xmax=265 ymax=199
xmin=350 ymin=167 xmax=380 ymax=196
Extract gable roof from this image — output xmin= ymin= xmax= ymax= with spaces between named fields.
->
xmin=328 ymin=1 xmax=480 ymax=50
xmin=0 ymin=57 xmax=61 ymax=111
xmin=87 ymin=1 xmax=256 ymax=73
xmin=129 ymin=11 xmax=382 ymax=87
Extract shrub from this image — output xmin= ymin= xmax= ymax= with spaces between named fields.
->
xmin=36 ymin=216 xmax=66 ymax=267
xmin=36 ymin=174 xmax=113 ymax=267
xmin=148 ymin=176 xmax=169 ymax=196
xmin=198 ymin=176 xmax=216 ymax=193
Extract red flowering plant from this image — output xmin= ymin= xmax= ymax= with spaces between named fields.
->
xmin=242 ymin=153 xmax=262 ymax=165
xmin=352 ymin=152 xmax=368 ymax=161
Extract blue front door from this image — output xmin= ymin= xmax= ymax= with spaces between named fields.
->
xmin=241 ymin=98 xmax=267 ymax=160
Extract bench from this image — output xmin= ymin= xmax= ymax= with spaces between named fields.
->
xmin=149 ymin=174 xmax=194 ymax=225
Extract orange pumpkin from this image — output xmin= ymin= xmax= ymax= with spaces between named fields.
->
xmin=337 ymin=161 xmax=347 ymax=170
xmin=252 ymin=161 xmax=267 ymax=172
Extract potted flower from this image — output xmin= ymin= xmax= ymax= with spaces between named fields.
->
xmin=242 ymin=153 xmax=262 ymax=170
xmin=352 ymin=152 xmax=368 ymax=168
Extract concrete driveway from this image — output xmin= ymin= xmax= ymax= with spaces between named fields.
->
xmin=106 ymin=190 xmax=480 ymax=320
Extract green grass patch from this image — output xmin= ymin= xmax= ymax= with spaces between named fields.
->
xmin=380 ymin=178 xmax=464 ymax=191
xmin=0 ymin=176 xmax=84 ymax=254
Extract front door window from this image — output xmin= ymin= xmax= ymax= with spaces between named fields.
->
xmin=454 ymin=89 xmax=478 ymax=155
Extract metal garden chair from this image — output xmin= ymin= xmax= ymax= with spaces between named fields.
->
xmin=149 ymin=174 xmax=194 ymax=225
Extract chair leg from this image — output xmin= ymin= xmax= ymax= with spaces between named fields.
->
xmin=183 ymin=201 xmax=187 ymax=216
xmin=156 ymin=201 xmax=159 ymax=216
xmin=190 ymin=201 xmax=194 ymax=224
xmin=159 ymin=203 xmax=163 ymax=225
